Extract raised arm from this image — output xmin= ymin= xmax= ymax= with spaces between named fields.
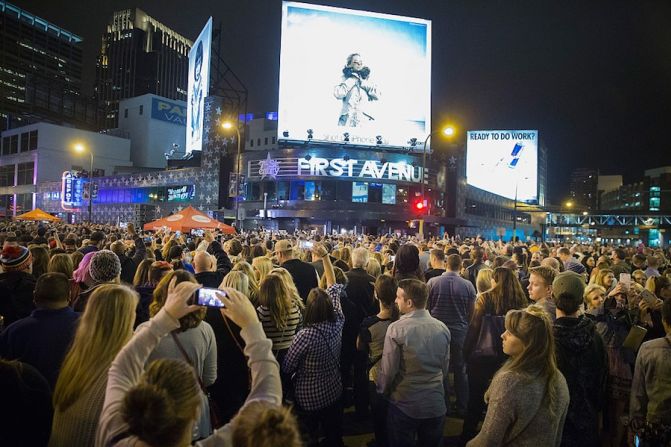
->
xmin=95 ymin=280 xmax=202 ymax=447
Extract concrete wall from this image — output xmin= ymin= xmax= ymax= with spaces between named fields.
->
xmin=118 ymin=94 xmax=187 ymax=168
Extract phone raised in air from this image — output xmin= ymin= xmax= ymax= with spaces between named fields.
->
xmin=193 ymin=287 xmax=226 ymax=308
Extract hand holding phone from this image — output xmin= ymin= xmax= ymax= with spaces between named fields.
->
xmin=619 ymin=273 xmax=631 ymax=291
xmin=194 ymin=287 xmax=226 ymax=307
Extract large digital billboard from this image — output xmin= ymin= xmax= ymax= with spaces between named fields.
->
xmin=278 ymin=2 xmax=431 ymax=148
xmin=186 ymin=17 xmax=212 ymax=154
xmin=466 ymin=130 xmax=539 ymax=202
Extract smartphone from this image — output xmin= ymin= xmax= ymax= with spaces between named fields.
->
xmin=194 ymin=288 xmax=226 ymax=308
xmin=300 ymin=240 xmax=313 ymax=249
xmin=175 ymin=231 xmax=181 ymax=237
xmin=619 ymin=273 xmax=631 ymax=291
xmin=143 ymin=236 xmax=152 ymax=243
xmin=390 ymin=255 xmax=396 ymax=262
xmin=191 ymin=229 xmax=204 ymax=237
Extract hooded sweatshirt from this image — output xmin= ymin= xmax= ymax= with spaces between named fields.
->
xmin=553 ymin=315 xmax=609 ymax=447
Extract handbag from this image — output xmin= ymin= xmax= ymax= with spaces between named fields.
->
xmin=170 ymin=332 xmax=223 ymax=430
xmin=470 ymin=300 xmax=506 ymax=360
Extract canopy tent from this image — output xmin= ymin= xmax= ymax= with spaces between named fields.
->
xmin=15 ymin=208 xmax=60 ymax=222
xmin=143 ymin=206 xmax=236 ymax=234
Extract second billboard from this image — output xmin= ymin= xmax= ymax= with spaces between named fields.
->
xmin=278 ymin=2 xmax=431 ymax=149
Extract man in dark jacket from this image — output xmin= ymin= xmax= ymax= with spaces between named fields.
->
xmin=205 ymin=232 xmax=232 ymax=277
xmin=79 ymin=230 xmax=105 ymax=255
xmin=0 ymin=273 xmax=79 ymax=388
xmin=465 ymin=246 xmax=486 ymax=289
xmin=110 ymin=232 xmax=146 ymax=284
xmin=553 ymin=271 xmax=608 ymax=447
xmin=193 ymin=250 xmax=224 ymax=288
xmin=0 ymin=244 xmax=36 ymax=327
xmin=275 ymin=239 xmax=317 ymax=302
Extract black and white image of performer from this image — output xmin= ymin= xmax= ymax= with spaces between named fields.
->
xmin=190 ymin=41 xmax=204 ymax=144
xmin=334 ymin=53 xmax=381 ymax=127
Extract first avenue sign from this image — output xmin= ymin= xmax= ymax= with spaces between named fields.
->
xmin=247 ymin=155 xmax=425 ymax=184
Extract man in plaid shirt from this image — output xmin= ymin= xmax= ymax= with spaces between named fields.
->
xmin=284 ymin=245 xmax=346 ymax=447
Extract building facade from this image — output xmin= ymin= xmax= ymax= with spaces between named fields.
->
xmin=569 ymin=168 xmax=598 ymax=210
xmin=95 ymin=8 xmax=192 ymax=129
xmin=116 ymin=94 xmax=187 ymax=169
xmin=0 ymin=122 xmax=132 ymax=216
xmin=0 ymin=1 xmax=100 ymax=131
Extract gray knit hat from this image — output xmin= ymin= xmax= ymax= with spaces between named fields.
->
xmin=89 ymin=250 xmax=121 ymax=282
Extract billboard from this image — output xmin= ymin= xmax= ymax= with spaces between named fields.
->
xmin=186 ymin=17 xmax=212 ymax=154
xmin=152 ymin=98 xmax=187 ymax=126
xmin=278 ymin=2 xmax=431 ymax=148
xmin=466 ymin=130 xmax=539 ymax=202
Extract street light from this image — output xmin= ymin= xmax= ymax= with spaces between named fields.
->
xmin=74 ymin=143 xmax=94 ymax=223
xmin=221 ymin=121 xmax=242 ymax=230
xmin=511 ymin=176 xmax=529 ymax=243
xmin=418 ymin=125 xmax=457 ymax=239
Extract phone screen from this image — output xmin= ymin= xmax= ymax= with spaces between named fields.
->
xmin=195 ymin=288 xmax=225 ymax=307
xmin=619 ymin=273 xmax=631 ymax=290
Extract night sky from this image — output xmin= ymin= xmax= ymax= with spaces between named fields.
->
xmin=16 ymin=0 xmax=671 ymax=203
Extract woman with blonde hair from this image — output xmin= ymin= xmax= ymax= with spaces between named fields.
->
xmin=340 ymin=246 xmax=352 ymax=270
xmin=49 ymin=284 xmax=138 ymax=446
xmin=139 ymin=270 xmax=217 ymax=440
xmin=221 ymin=270 xmax=250 ymax=297
xmin=232 ymin=261 xmax=259 ymax=305
xmin=593 ymin=268 xmax=616 ymax=292
xmin=252 ymin=256 xmax=273 ymax=283
xmin=270 ymin=267 xmax=304 ymax=309
xmin=132 ymin=259 xmax=153 ymax=288
xmin=257 ymin=273 xmax=303 ymax=361
xmin=467 ymin=306 xmax=569 ymax=446
xmin=48 ymin=253 xmax=74 ymax=278
xmin=96 ymin=281 xmax=302 ymax=447
xmin=475 ymin=268 xmax=494 ymax=294
xmin=365 ymin=258 xmax=381 ymax=278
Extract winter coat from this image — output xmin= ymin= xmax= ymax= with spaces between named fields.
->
xmin=0 ymin=271 xmax=37 ymax=327
xmin=554 ymin=315 xmax=609 ymax=447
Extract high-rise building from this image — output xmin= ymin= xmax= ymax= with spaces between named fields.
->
xmin=0 ymin=1 xmax=99 ymax=130
xmin=568 ymin=167 xmax=598 ymax=210
xmin=95 ymin=8 xmax=192 ymax=129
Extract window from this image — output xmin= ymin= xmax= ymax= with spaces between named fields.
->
xmin=124 ymin=108 xmax=128 ymax=118
xmin=249 ymin=139 xmax=253 ymax=147
xmin=368 ymin=183 xmax=383 ymax=203
xmin=352 ymin=182 xmax=368 ymax=203
xmin=20 ymin=133 xmax=29 ymax=152
xmin=277 ymin=181 xmax=289 ymax=200
xmin=15 ymin=193 xmax=33 ymax=214
xmin=29 ymin=130 xmax=38 ymax=150
xmin=139 ymin=105 xmax=144 ymax=115
xmin=290 ymin=181 xmax=306 ymax=201
xmin=257 ymin=138 xmax=261 ymax=146
xmin=272 ymin=136 xmax=276 ymax=144
xmin=16 ymin=162 xmax=34 ymax=185
xmin=264 ymin=137 xmax=268 ymax=145
xmin=0 ymin=165 xmax=14 ymax=186
xmin=9 ymin=135 xmax=18 ymax=154
xmin=382 ymin=184 xmax=396 ymax=204
xmin=1 ymin=137 xmax=9 ymax=156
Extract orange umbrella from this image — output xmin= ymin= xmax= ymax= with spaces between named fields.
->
xmin=15 ymin=208 xmax=61 ymax=221
xmin=143 ymin=206 xmax=236 ymax=234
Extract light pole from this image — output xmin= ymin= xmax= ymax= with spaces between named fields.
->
xmin=419 ymin=126 xmax=455 ymax=239
xmin=222 ymin=121 xmax=242 ymax=230
xmin=511 ymin=176 xmax=528 ymax=243
xmin=74 ymin=143 xmax=94 ymax=223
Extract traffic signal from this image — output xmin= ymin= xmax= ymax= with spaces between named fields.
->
xmin=412 ymin=196 xmax=427 ymax=214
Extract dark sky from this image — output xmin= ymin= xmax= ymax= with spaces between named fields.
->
xmin=16 ymin=0 xmax=671 ymax=203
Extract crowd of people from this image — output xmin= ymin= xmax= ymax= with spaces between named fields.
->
xmin=0 ymin=220 xmax=670 ymax=447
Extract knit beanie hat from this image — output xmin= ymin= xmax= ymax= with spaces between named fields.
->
xmin=0 ymin=244 xmax=32 ymax=272
xmin=552 ymin=271 xmax=586 ymax=301
xmin=89 ymin=250 xmax=121 ymax=282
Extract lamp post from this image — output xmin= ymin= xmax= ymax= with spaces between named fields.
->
xmin=511 ymin=176 xmax=529 ymax=243
xmin=419 ymin=126 xmax=455 ymax=239
xmin=74 ymin=143 xmax=94 ymax=223
xmin=222 ymin=121 xmax=242 ymax=230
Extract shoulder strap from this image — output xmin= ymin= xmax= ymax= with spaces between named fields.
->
xmin=313 ymin=325 xmax=340 ymax=368
xmin=170 ymin=331 xmax=207 ymax=392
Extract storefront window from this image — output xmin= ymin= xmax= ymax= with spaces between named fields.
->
xmin=352 ymin=182 xmax=368 ymax=203
xmin=321 ymin=181 xmax=336 ymax=201
xmin=277 ymin=181 xmax=289 ymax=200
xmin=0 ymin=165 xmax=14 ymax=186
xmin=290 ymin=181 xmax=305 ymax=201
xmin=368 ymin=183 xmax=383 ymax=203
